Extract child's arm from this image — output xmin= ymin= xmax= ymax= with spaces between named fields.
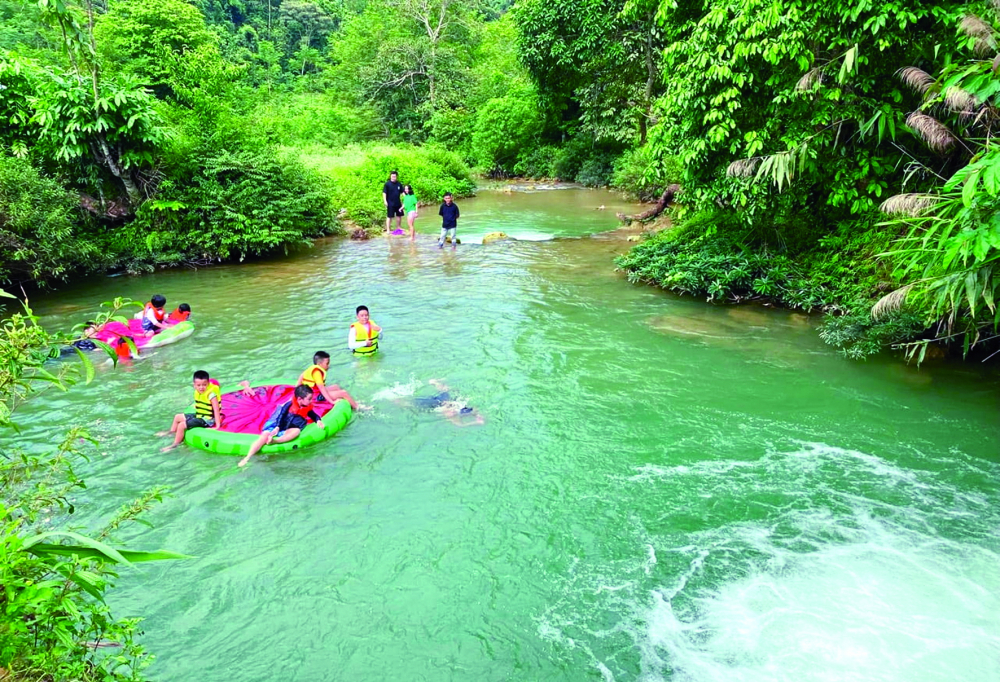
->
xmin=237 ymin=380 xmax=254 ymax=397
xmin=211 ymin=395 xmax=222 ymax=428
xmin=307 ymin=410 xmax=325 ymax=430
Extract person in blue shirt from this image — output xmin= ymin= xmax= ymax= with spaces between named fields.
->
xmin=438 ymin=193 xmax=460 ymax=249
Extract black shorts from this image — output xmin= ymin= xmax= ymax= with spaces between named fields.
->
xmin=387 ymin=203 xmax=402 ymax=218
xmin=184 ymin=413 xmax=214 ymax=429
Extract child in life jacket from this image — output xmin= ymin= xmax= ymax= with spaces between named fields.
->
xmin=238 ymin=385 xmax=324 ymax=467
xmin=115 ymin=336 xmax=137 ymax=361
xmin=159 ymin=370 xmax=251 ymax=452
xmin=348 ymin=305 xmax=381 ymax=355
xmin=137 ymin=294 xmax=169 ymax=337
xmin=167 ymin=303 xmax=191 ymax=323
xmin=298 ymin=350 xmax=359 ymax=408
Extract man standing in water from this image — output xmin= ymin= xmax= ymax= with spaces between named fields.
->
xmin=383 ymin=171 xmax=404 ymax=233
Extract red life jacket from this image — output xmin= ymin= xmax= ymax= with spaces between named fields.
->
xmin=116 ymin=339 xmax=134 ymax=359
xmin=168 ymin=309 xmax=190 ymax=323
xmin=289 ymin=397 xmax=318 ymax=422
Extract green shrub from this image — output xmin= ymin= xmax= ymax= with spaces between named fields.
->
xmin=0 ymin=153 xmax=95 ymax=284
xmin=471 ymin=93 xmax=543 ymax=173
xmin=514 ymin=145 xmax=558 ymax=178
xmin=426 ymin=107 xmax=475 ymax=160
xmin=121 ymin=143 xmax=334 ymax=266
xmin=297 ymin=143 xmax=475 ymax=226
xmin=819 ymin=308 xmax=927 ymax=359
xmin=94 ymin=0 xmax=216 ymax=89
xmin=611 ymin=146 xmax=682 ymax=201
xmin=576 ymin=151 xmax=616 ymax=187
xmin=254 ymin=92 xmax=380 ymax=147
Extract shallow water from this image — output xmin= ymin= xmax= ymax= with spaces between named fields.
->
xmin=24 ymin=188 xmax=1000 ymax=681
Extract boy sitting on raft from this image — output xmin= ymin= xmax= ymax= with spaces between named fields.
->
xmin=138 ymin=294 xmax=170 ymax=337
xmin=238 ymin=385 xmax=324 ymax=468
xmin=300 ymin=351 xmax=360 ymax=408
xmin=159 ymin=370 xmax=252 ymax=452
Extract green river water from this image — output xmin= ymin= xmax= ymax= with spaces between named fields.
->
xmin=25 ymin=187 xmax=1000 ymax=681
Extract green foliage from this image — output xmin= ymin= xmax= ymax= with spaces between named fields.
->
xmin=611 ymin=146 xmax=681 ymax=201
xmin=253 ymin=92 xmax=379 ymax=147
xmin=471 ymin=92 xmax=543 ymax=172
xmin=0 ymin=153 xmax=94 ymax=284
xmin=0 ymin=295 xmax=182 ymax=680
xmin=299 ymin=143 xmax=474 ymax=225
xmin=94 ymin=0 xmax=216 ymax=90
xmin=127 ymin=143 xmax=334 ymax=265
xmin=0 ymin=50 xmax=165 ymax=204
xmin=819 ymin=308 xmax=926 ymax=360
xmin=512 ymin=0 xmax=661 ymax=144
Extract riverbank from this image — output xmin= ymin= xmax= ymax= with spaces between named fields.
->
xmin=614 ymin=210 xmax=969 ymax=362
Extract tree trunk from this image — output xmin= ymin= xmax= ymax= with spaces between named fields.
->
xmin=618 ymin=184 xmax=681 ymax=224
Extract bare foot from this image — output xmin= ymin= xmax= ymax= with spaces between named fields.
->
xmin=155 ymin=430 xmax=171 ymax=437
xmin=160 ymin=443 xmax=177 ymax=453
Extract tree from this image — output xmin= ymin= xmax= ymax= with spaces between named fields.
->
xmin=94 ymin=0 xmax=216 ymax=91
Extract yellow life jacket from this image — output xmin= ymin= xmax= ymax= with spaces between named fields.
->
xmin=299 ymin=363 xmax=327 ymax=388
xmin=351 ymin=320 xmax=379 ymax=355
xmin=194 ymin=382 xmax=222 ymax=421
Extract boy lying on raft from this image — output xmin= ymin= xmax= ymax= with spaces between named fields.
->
xmin=238 ymin=385 xmax=323 ymax=468
xmin=158 ymin=370 xmax=252 ymax=452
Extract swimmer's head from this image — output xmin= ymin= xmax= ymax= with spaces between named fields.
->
xmin=293 ymin=384 xmax=314 ymax=404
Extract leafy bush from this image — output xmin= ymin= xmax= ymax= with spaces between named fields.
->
xmin=471 ymin=93 xmax=543 ymax=172
xmin=616 ymin=210 xmax=929 ymax=357
xmin=576 ymin=151 xmax=616 ymax=187
xmin=254 ymin=92 xmax=380 ymax=147
xmin=297 ymin=143 xmax=475 ymax=226
xmin=612 ymin=146 xmax=682 ymax=201
xmin=819 ymin=308 xmax=927 ymax=359
xmin=514 ymin=145 xmax=558 ymax=178
xmin=123 ymin=143 xmax=334 ymax=266
xmin=0 ymin=153 xmax=95 ymax=284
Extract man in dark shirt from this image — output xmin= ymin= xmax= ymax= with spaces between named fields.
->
xmin=438 ymin=192 xmax=460 ymax=249
xmin=382 ymin=171 xmax=404 ymax=232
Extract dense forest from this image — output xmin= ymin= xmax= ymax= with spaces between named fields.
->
xmin=0 ymin=0 xmax=998 ymax=364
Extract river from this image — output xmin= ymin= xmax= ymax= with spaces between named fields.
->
xmin=26 ymin=187 xmax=1000 ymax=681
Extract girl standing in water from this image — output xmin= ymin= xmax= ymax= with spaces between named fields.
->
xmin=402 ymin=185 xmax=419 ymax=240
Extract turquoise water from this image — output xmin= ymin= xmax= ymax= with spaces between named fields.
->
xmin=25 ymin=188 xmax=1000 ymax=681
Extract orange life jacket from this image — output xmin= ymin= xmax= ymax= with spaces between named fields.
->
xmin=145 ymin=302 xmax=166 ymax=322
xmin=116 ymin=339 xmax=134 ymax=359
xmin=168 ymin=309 xmax=190 ymax=323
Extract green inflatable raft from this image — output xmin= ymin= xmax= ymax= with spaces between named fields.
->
xmin=145 ymin=320 xmax=195 ymax=348
xmin=183 ymin=381 xmax=352 ymax=456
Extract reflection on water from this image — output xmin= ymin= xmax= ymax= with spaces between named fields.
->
xmin=22 ymin=187 xmax=1000 ymax=682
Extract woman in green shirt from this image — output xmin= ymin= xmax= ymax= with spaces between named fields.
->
xmin=402 ymin=185 xmax=419 ymax=240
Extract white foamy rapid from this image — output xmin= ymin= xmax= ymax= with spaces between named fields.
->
xmin=541 ymin=442 xmax=1000 ymax=682
xmin=638 ymin=517 xmax=1000 ymax=682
